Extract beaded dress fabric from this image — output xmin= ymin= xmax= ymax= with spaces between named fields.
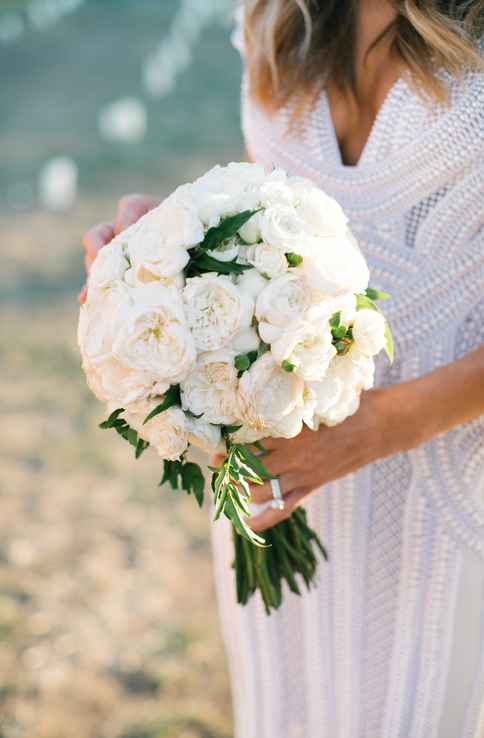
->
xmin=210 ymin=15 xmax=484 ymax=738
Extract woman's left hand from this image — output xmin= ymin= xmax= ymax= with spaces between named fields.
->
xmin=244 ymin=385 xmax=413 ymax=532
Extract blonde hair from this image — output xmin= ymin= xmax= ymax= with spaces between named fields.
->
xmin=244 ymin=0 xmax=484 ymax=115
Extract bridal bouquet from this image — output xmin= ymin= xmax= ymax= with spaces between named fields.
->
xmin=78 ymin=162 xmax=393 ymax=613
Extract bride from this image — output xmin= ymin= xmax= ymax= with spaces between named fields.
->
xmin=81 ymin=1 xmax=484 ymax=736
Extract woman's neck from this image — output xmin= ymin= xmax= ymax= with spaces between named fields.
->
xmin=355 ymin=0 xmax=398 ymax=73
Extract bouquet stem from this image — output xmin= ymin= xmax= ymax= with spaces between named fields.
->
xmin=232 ymin=508 xmax=327 ymax=614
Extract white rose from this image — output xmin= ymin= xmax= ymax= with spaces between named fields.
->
xmin=124 ymin=401 xmax=189 ymax=460
xmin=308 ymin=374 xmax=344 ymax=417
xmin=298 ymin=187 xmax=348 ymax=237
xmin=181 ymin=349 xmax=239 ymax=425
xmin=237 ymin=268 xmax=268 ymax=299
xmin=331 ymin=348 xmax=376 ymax=392
xmin=318 ymin=386 xmax=361 ymax=427
xmin=270 ymin=320 xmax=336 ymax=382
xmin=112 ymin=283 xmax=196 ymax=385
xmin=299 ymin=232 xmax=370 ymax=296
xmin=238 ymin=211 xmax=262 ymax=244
xmin=88 ymin=241 xmax=129 ymax=290
xmin=207 ymin=237 xmax=239 ymax=263
xmin=352 ymin=309 xmax=387 ymax=356
xmin=260 ymin=204 xmax=304 ymax=250
xmin=258 ymin=180 xmax=295 ymax=207
xmin=183 ymin=274 xmax=254 ymax=351
xmin=149 ymin=197 xmax=204 ymax=249
xmin=187 ymin=417 xmax=223 ymax=454
xmin=256 ymin=273 xmax=312 ymax=343
xmin=128 ymin=224 xmax=190 ymax=282
xmin=197 ymin=192 xmax=237 ymax=228
xmin=246 ymin=241 xmax=288 ymax=279
xmin=228 ymin=327 xmax=260 ymax=354
xmin=82 ymin=355 xmax=163 ymax=407
xmin=238 ymin=353 xmax=304 ymax=437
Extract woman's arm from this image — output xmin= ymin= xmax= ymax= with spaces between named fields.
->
xmin=245 ymin=345 xmax=484 ymax=532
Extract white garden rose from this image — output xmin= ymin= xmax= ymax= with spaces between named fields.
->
xmin=331 ymin=348 xmax=376 ymax=392
xmin=352 ymin=309 xmax=386 ymax=356
xmin=187 ymin=416 xmax=223 ymax=454
xmin=309 ymin=374 xmax=344 ymax=417
xmin=228 ymin=327 xmax=260 ymax=354
xmin=238 ymin=353 xmax=304 ymax=437
xmin=88 ymin=241 xmax=129 ymax=290
xmin=181 ymin=349 xmax=239 ymax=425
xmin=260 ymin=204 xmax=305 ymax=250
xmin=256 ymin=273 xmax=312 ymax=343
xmin=112 ymin=283 xmax=196 ymax=385
xmin=124 ymin=401 xmax=189 ymax=460
xmin=298 ymin=232 xmax=370 ymax=296
xmin=258 ymin=179 xmax=295 ymax=207
xmin=183 ymin=274 xmax=254 ymax=351
xmin=238 ymin=211 xmax=262 ymax=244
xmin=128 ymin=223 xmax=190 ymax=282
xmin=149 ymin=197 xmax=204 ymax=249
xmin=82 ymin=355 xmax=163 ymax=407
xmin=298 ymin=187 xmax=348 ymax=237
xmin=318 ymin=385 xmax=361 ymax=427
xmin=237 ymin=268 xmax=268 ymax=299
xmin=78 ymin=280 xmax=128 ymax=362
xmin=229 ymin=424 xmax=266 ymax=445
xmin=246 ymin=241 xmax=288 ymax=279
xmin=197 ymin=192 xmax=237 ymax=228
xmin=270 ymin=319 xmax=336 ymax=382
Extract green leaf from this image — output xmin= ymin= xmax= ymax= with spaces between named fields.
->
xmin=257 ymin=342 xmax=270 ymax=357
xmin=187 ymin=252 xmax=252 ymax=276
xmin=384 ymin=322 xmax=395 ymax=364
xmin=200 ymin=210 xmax=260 ymax=252
xmin=356 ymin=293 xmax=379 ymax=312
xmin=143 ymin=385 xmax=181 ymax=425
xmin=135 ymin=437 xmax=150 ymax=459
xmin=181 ymin=462 xmax=205 ymax=508
xmin=329 ymin=311 xmax=341 ymax=329
xmin=281 ymin=359 xmax=296 ymax=373
xmin=99 ymin=407 xmax=125 ymax=429
xmin=234 ymin=354 xmax=251 ymax=372
xmin=365 ymin=287 xmax=391 ymax=301
xmin=285 ymin=252 xmax=303 ymax=267
xmin=221 ymin=424 xmax=243 ymax=438
xmin=331 ymin=324 xmax=348 ymax=340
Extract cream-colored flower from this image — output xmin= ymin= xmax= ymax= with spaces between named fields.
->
xmin=183 ymin=274 xmax=254 ymax=351
xmin=246 ymin=241 xmax=288 ymax=279
xmin=256 ymin=273 xmax=312 ymax=343
xmin=352 ymin=309 xmax=387 ymax=356
xmin=270 ymin=320 xmax=336 ymax=382
xmin=124 ymin=401 xmax=189 ymax=460
xmin=260 ymin=204 xmax=304 ymax=250
xmin=181 ymin=349 xmax=240 ymax=425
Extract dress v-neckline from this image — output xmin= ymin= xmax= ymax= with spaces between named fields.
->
xmin=322 ymin=76 xmax=406 ymax=170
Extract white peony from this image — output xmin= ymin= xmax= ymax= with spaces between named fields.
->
xmin=298 ymin=232 xmax=370 ymax=296
xmin=260 ymin=204 xmax=305 ymax=250
xmin=330 ymin=348 xmax=376 ymax=392
xmin=270 ymin=319 xmax=336 ymax=382
xmin=181 ymin=349 xmax=239 ymax=425
xmin=258 ymin=179 xmax=295 ymax=207
xmin=319 ymin=385 xmax=361 ymax=427
xmin=128 ymin=223 xmax=190 ymax=282
xmin=187 ymin=416 xmax=223 ymax=454
xmin=88 ymin=241 xmax=129 ymax=291
xmin=246 ymin=241 xmax=288 ymax=279
xmin=352 ymin=309 xmax=387 ymax=356
xmin=238 ymin=353 xmax=305 ymax=438
xmin=228 ymin=327 xmax=260 ymax=354
xmin=124 ymin=401 xmax=189 ymax=460
xmin=149 ymin=197 xmax=204 ymax=249
xmin=256 ymin=273 xmax=312 ymax=343
xmin=183 ymin=274 xmax=254 ymax=351
xmin=298 ymin=187 xmax=348 ymax=237
xmin=112 ymin=283 xmax=196 ymax=385
xmin=237 ymin=268 xmax=268 ymax=299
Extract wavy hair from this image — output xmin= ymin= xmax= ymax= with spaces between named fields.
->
xmin=244 ymin=1 xmax=484 ymax=114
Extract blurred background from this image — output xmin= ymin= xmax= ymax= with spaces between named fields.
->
xmin=0 ymin=1 xmax=244 ymax=736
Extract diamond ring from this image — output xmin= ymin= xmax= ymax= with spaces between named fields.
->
xmin=270 ymin=478 xmax=285 ymax=511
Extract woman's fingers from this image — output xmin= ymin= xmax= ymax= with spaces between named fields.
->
xmin=249 ymin=472 xmax=298 ymax=504
xmin=114 ymin=193 xmax=159 ymax=234
xmin=249 ymin=487 xmax=308 ymax=533
xmin=82 ymin=222 xmax=115 ymax=268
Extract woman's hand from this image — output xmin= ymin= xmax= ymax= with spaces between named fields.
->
xmin=79 ymin=193 xmax=159 ymax=303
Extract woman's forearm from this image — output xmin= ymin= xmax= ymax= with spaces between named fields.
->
xmin=382 ymin=345 xmax=484 ymax=455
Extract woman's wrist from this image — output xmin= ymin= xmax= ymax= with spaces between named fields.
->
xmin=373 ymin=380 xmax=435 ymax=458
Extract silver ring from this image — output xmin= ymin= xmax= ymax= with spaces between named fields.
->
xmin=270 ymin=478 xmax=285 ymax=511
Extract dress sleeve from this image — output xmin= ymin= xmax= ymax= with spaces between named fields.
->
xmin=230 ymin=2 xmax=246 ymax=58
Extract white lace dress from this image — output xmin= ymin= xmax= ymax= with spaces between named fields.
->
xmin=210 ymin=21 xmax=484 ymax=738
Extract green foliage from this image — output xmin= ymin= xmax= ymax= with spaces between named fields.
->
xmin=233 ymin=508 xmax=328 ymax=614
xmin=234 ymin=350 xmax=258 ymax=374
xmin=285 ymin=252 xmax=303 ymax=267
xmin=199 ymin=210 xmax=261 ymax=252
xmin=99 ymin=408 xmax=150 ymax=459
xmin=185 ymin=252 xmax=252 ymax=277
xmin=143 ymin=385 xmax=181 ymax=425
xmin=160 ymin=458 xmax=205 ymax=508
xmin=365 ymin=287 xmax=390 ymax=301
xmin=210 ymin=444 xmax=275 ymax=548
xmin=281 ymin=359 xmax=296 ymax=373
